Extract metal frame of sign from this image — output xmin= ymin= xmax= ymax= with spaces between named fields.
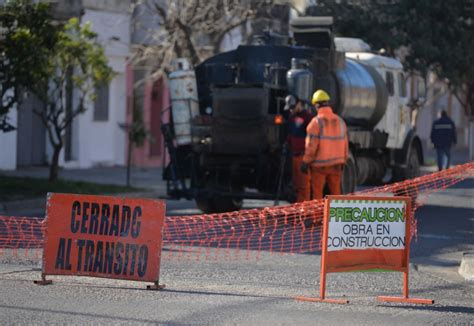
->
xmin=296 ymin=195 xmax=434 ymax=305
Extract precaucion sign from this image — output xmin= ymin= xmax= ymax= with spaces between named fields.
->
xmin=328 ymin=199 xmax=406 ymax=251
xmin=40 ymin=193 xmax=165 ymax=284
xmin=295 ymin=195 xmax=434 ymax=305
xmin=323 ymin=196 xmax=410 ymax=273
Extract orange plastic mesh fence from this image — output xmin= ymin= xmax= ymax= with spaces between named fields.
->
xmin=1 ymin=162 xmax=473 ymax=263
xmin=0 ymin=216 xmax=44 ymax=263
xmin=162 ymin=162 xmax=474 ymax=259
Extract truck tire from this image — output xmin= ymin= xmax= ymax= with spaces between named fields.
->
xmin=195 ymin=175 xmax=244 ymax=213
xmin=195 ymin=196 xmax=216 ymax=213
xmin=405 ymin=146 xmax=421 ymax=179
xmin=213 ymin=196 xmax=243 ymax=213
xmin=393 ymin=145 xmax=421 ymax=181
xmin=341 ymin=153 xmax=357 ymax=194
xmin=195 ymin=196 xmax=243 ymax=213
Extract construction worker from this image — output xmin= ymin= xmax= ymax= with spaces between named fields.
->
xmin=284 ymin=95 xmax=313 ymax=202
xmin=300 ymin=90 xmax=349 ymax=199
xmin=430 ymin=110 xmax=457 ymax=171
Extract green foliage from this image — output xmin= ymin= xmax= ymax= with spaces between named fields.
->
xmin=0 ymin=175 xmax=141 ymax=202
xmin=0 ymin=0 xmax=57 ymax=130
xmin=41 ymin=17 xmax=115 ymax=107
xmin=309 ymin=0 xmax=474 ymax=114
xmin=128 ymin=105 xmax=151 ymax=147
xmin=396 ymin=0 xmax=473 ymax=92
xmin=33 ymin=17 xmax=115 ymax=181
xmin=309 ymin=1 xmax=402 ymax=55
xmin=1 ymin=0 xmax=114 ymax=179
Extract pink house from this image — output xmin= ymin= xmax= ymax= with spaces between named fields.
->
xmin=125 ymin=63 xmax=170 ymax=168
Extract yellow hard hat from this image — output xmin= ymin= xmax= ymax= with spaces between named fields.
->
xmin=312 ymin=90 xmax=330 ymax=105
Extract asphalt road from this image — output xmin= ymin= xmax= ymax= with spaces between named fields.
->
xmin=0 ymin=178 xmax=473 ymax=325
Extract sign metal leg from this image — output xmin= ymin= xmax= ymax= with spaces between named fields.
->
xmin=377 ymin=271 xmax=434 ymax=305
xmin=147 ymin=280 xmax=166 ymax=290
xmin=34 ymin=274 xmax=52 ymax=285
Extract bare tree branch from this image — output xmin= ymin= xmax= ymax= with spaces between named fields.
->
xmin=132 ymin=0 xmax=289 ymax=85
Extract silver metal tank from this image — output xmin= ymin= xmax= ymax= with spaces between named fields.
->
xmin=286 ymin=58 xmax=313 ymax=103
xmin=334 ymin=58 xmax=388 ymax=128
xmin=169 ymin=58 xmax=200 ymax=146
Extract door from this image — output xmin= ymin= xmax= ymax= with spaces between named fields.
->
xmin=16 ymin=94 xmax=46 ymax=166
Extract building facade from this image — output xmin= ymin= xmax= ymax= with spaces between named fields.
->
xmin=57 ymin=4 xmax=130 ymax=168
xmin=0 ymin=0 xmax=131 ymax=170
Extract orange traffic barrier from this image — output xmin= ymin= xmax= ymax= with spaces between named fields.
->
xmin=295 ymin=195 xmax=434 ymax=305
xmin=34 ymin=193 xmax=166 ymax=289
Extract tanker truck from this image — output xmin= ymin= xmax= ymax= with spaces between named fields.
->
xmin=162 ymin=17 xmax=424 ymax=213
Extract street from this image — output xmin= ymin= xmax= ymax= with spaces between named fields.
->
xmin=0 ymin=177 xmax=472 ymax=325
xmin=1 ymin=1 xmax=473 ymax=324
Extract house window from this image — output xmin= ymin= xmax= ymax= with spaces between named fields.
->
xmin=398 ymin=72 xmax=407 ymax=98
xmin=385 ymin=71 xmax=394 ymax=96
xmin=93 ymin=83 xmax=109 ymax=121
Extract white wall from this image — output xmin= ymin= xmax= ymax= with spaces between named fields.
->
xmin=416 ymin=81 xmax=467 ymax=150
xmin=68 ymin=71 xmax=127 ymax=168
xmin=53 ymin=8 xmax=130 ymax=169
xmin=0 ymin=110 xmax=17 ymax=170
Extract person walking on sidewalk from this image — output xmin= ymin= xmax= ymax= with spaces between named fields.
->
xmin=300 ymin=90 xmax=348 ymax=199
xmin=284 ymin=95 xmax=313 ymax=202
xmin=430 ymin=110 xmax=457 ymax=171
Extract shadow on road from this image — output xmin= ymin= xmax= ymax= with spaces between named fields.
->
xmin=411 ymin=204 xmax=473 ymax=258
xmin=162 ymin=288 xmax=278 ymax=299
xmin=0 ymin=304 xmax=177 ymax=324
xmin=384 ymin=304 xmax=474 ymax=314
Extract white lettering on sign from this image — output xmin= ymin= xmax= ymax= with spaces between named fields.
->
xmin=327 ymin=200 xmax=406 ymax=252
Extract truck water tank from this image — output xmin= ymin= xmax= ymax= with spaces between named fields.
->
xmin=335 ymin=58 xmax=388 ymax=128
xmin=169 ymin=58 xmax=200 ymax=146
xmin=286 ymin=58 xmax=313 ymax=103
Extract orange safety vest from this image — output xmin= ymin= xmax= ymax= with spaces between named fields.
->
xmin=303 ymin=106 xmax=349 ymax=167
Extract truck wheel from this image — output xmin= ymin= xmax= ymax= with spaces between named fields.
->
xmin=393 ymin=146 xmax=421 ymax=181
xmin=405 ymin=147 xmax=421 ymax=179
xmin=195 ymin=177 xmax=244 ymax=213
xmin=213 ymin=196 xmax=243 ymax=213
xmin=341 ymin=154 xmax=357 ymax=194
xmin=195 ymin=196 xmax=243 ymax=213
xmin=195 ymin=196 xmax=216 ymax=214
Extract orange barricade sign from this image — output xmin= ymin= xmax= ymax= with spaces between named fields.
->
xmin=35 ymin=193 xmax=166 ymax=289
xmin=296 ymin=195 xmax=433 ymax=305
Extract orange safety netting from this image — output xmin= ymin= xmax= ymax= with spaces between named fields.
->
xmin=1 ymin=162 xmax=473 ymax=263
xmin=162 ymin=162 xmax=474 ymax=259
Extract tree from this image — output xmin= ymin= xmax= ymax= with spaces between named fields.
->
xmin=132 ymin=0 xmax=290 ymax=79
xmin=309 ymin=0 xmax=474 ymax=116
xmin=309 ymin=1 xmax=402 ymax=56
xmin=396 ymin=1 xmax=474 ymax=117
xmin=119 ymin=105 xmax=152 ymax=187
xmin=0 ymin=0 xmax=57 ymax=131
xmin=33 ymin=18 xmax=114 ymax=181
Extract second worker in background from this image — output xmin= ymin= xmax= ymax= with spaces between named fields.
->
xmin=285 ymin=95 xmax=313 ymax=202
xmin=301 ymin=90 xmax=349 ymax=199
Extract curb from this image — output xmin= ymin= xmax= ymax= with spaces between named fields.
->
xmin=459 ymin=252 xmax=474 ymax=281
xmin=0 ymin=197 xmax=47 ymax=215
xmin=0 ymin=191 xmax=161 ymax=216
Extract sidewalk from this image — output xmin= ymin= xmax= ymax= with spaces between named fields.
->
xmin=422 ymin=147 xmax=471 ymax=172
xmin=0 ymin=166 xmax=166 ymax=216
xmin=1 ymin=148 xmax=471 ymax=215
xmin=1 ymin=166 xmax=166 ymax=194
xmin=2 ymin=147 xmax=470 ymax=188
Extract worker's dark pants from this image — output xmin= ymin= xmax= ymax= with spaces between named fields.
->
xmin=436 ymin=147 xmax=451 ymax=171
